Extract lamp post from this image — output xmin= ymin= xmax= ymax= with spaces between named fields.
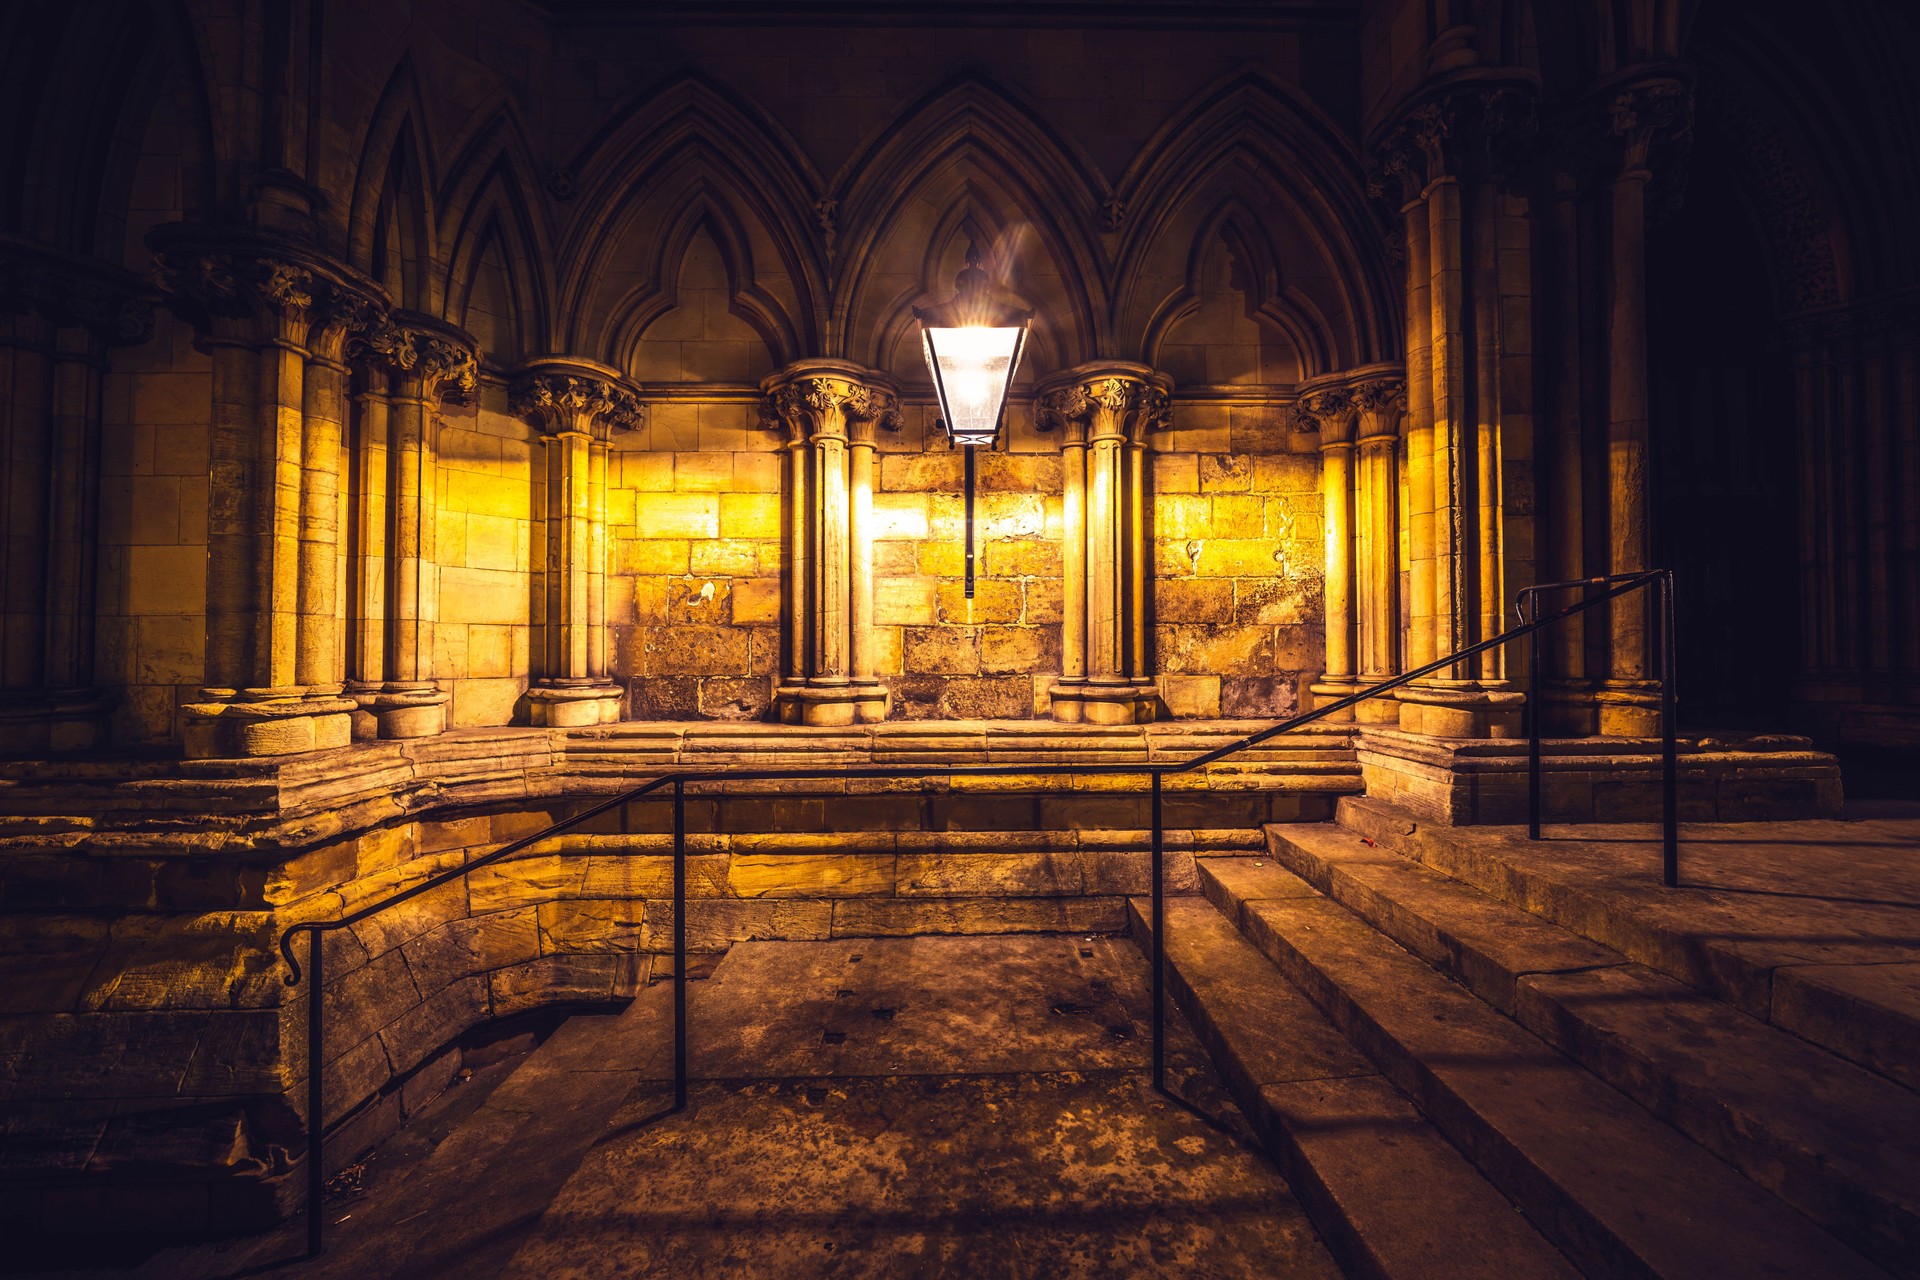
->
xmin=914 ymin=241 xmax=1031 ymax=597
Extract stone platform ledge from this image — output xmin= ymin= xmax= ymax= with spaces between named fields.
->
xmin=1354 ymin=727 xmax=1843 ymax=826
xmin=0 ymin=720 xmax=1363 ymax=853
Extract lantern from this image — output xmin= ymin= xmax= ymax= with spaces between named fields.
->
xmin=914 ymin=240 xmax=1032 ymax=597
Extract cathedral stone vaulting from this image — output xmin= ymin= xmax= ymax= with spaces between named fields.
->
xmin=2 ymin=1 xmax=1917 ymax=1275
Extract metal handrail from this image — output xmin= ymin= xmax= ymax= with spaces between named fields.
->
xmin=278 ymin=567 xmax=1676 ymax=1255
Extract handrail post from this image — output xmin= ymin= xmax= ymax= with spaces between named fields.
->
xmin=1150 ymin=768 xmax=1165 ymax=1096
xmin=673 ymin=777 xmax=687 ymax=1111
xmin=305 ymin=928 xmax=324 ymax=1256
xmin=1527 ymin=592 xmax=1542 ymax=840
xmin=1660 ymin=573 xmax=1679 ymax=887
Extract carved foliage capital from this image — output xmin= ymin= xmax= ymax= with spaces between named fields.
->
xmin=762 ymin=373 xmax=899 ymax=442
xmin=1351 ymin=375 xmax=1408 ymax=439
xmin=1293 ymin=386 xmax=1359 ymax=445
xmin=510 ymin=371 xmax=645 ymax=441
xmin=1369 ymin=84 xmax=1539 ymax=204
xmin=1037 ymin=369 xmax=1170 ymax=443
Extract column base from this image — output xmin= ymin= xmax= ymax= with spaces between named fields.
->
xmin=1049 ymin=682 xmax=1159 ymax=725
xmin=1395 ymin=683 xmax=1525 ymax=738
xmin=774 ymin=682 xmax=889 ymax=726
xmin=1310 ymin=678 xmax=1363 ymax=723
xmin=180 ymin=688 xmax=357 ymax=759
xmin=528 ymin=681 xmax=624 ymax=727
xmin=1595 ymin=680 xmax=1664 ymax=736
xmin=370 ymin=683 xmax=451 ymax=739
xmin=1537 ymin=679 xmax=1600 ymax=737
xmin=0 ymin=690 xmax=112 ymax=755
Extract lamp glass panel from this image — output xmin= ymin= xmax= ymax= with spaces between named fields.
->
xmin=923 ymin=325 xmax=1023 ymax=446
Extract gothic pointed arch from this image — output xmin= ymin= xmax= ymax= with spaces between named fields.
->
xmin=1114 ymin=68 xmax=1397 ymax=376
xmin=1139 ymin=192 xmax=1335 ymax=385
xmin=602 ymin=189 xmax=798 ymax=379
xmin=440 ymin=101 xmax=556 ymax=364
xmin=556 ymin=69 xmax=824 ymax=358
xmin=346 ymin=57 xmax=441 ymax=312
xmin=830 ymin=71 xmax=1108 ymax=374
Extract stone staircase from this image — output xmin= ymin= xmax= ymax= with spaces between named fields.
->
xmin=1133 ymin=796 xmax=1920 ymax=1279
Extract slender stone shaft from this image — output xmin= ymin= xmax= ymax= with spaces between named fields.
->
xmin=1087 ymin=424 xmax=1124 ymax=684
xmin=347 ymin=382 xmax=389 ymax=688
xmin=1470 ymin=177 xmax=1504 ymax=681
xmin=1357 ymin=427 xmax=1399 ymax=680
xmin=849 ymin=424 xmax=876 ymax=684
xmin=1321 ymin=437 xmax=1356 ymax=684
xmin=785 ymin=423 xmax=809 ymax=681
xmin=1545 ymin=184 xmax=1586 ymax=690
xmin=815 ymin=430 xmax=850 ymax=683
xmin=297 ymin=347 xmax=347 ymax=689
xmin=1607 ymin=161 xmax=1653 ymax=684
xmin=588 ymin=437 xmax=611 ymax=680
xmin=1402 ymin=202 xmax=1436 ymax=674
xmin=1127 ymin=430 xmax=1149 ymax=683
xmin=1059 ymin=421 xmax=1088 ymax=685
xmin=1427 ymin=173 xmax=1466 ymax=676
xmin=387 ymin=376 xmax=435 ymax=685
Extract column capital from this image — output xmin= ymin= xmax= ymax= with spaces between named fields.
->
xmin=759 ymin=358 xmax=900 ymax=444
xmin=1350 ymin=365 xmax=1409 ymax=442
xmin=0 ymin=237 xmax=155 ymax=347
xmin=1367 ymin=76 xmax=1539 ymax=206
xmin=510 ymin=356 xmax=644 ymax=440
xmin=1035 ymin=361 xmax=1172 ymax=446
xmin=149 ymin=223 xmax=392 ymax=351
xmin=1293 ymin=378 xmax=1358 ymax=448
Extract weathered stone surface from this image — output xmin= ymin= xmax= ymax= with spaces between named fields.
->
xmin=894 ymin=852 xmax=1083 ymax=897
xmin=639 ymin=899 xmax=834 ymax=951
xmin=829 ymin=896 xmax=1126 ymax=936
xmin=728 ymin=853 xmax=896 ymax=898
xmin=468 ymin=855 xmax=587 ymax=914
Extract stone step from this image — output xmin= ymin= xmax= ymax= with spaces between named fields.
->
xmin=1197 ymin=856 xmax=1891 ymax=1280
xmin=1126 ymin=894 xmax=1583 ymax=1280
xmin=1334 ymin=795 xmax=1920 ymax=1095
xmin=1264 ymin=823 xmax=1920 ymax=1278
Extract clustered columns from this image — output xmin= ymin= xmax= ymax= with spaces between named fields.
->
xmin=510 ymin=359 xmax=644 ymax=727
xmin=1298 ymin=367 xmax=1408 ymax=721
xmin=1372 ymin=86 xmax=1534 ymax=738
xmin=342 ymin=313 xmax=478 ymax=740
xmin=762 ymin=359 xmax=898 ymax=726
xmin=1038 ymin=362 xmax=1169 ymax=725
xmin=1531 ymin=76 xmax=1692 ymax=736
xmin=0 ymin=246 xmax=153 ymax=753
xmin=156 ymin=243 xmax=416 ymax=757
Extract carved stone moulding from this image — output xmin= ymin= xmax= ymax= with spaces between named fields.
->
xmin=510 ymin=355 xmax=646 ymax=439
xmin=146 ymin=222 xmax=392 ymax=349
xmin=758 ymin=358 xmax=902 ymax=441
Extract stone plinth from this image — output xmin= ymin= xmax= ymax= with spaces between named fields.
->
xmin=180 ymin=688 xmax=356 ymax=758
xmin=527 ymin=680 xmax=624 ymax=726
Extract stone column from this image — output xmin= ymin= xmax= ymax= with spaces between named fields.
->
xmin=511 ymin=358 xmax=642 ymax=727
xmin=1299 ymin=380 xmax=1359 ymax=718
xmin=1370 ymin=88 xmax=1532 ymax=738
xmin=1598 ymin=79 xmax=1689 ymax=736
xmin=295 ymin=303 xmax=356 ymax=696
xmin=1057 ymin=411 xmax=1090 ymax=692
xmin=367 ymin=314 xmax=475 ymax=738
xmin=1038 ymin=362 xmax=1170 ymax=725
xmin=343 ymin=369 xmax=390 ymax=735
xmin=761 ymin=359 xmax=897 ymax=726
xmin=0 ymin=249 xmax=150 ymax=753
xmin=156 ymin=245 xmax=361 ymax=757
xmin=1352 ymin=369 xmax=1408 ymax=719
xmin=849 ymin=408 xmax=879 ymax=691
xmin=1540 ymin=174 xmax=1594 ymax=734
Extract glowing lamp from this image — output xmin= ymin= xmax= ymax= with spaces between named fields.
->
xmin=913 ymin=241 xmax=1032 ymax=595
